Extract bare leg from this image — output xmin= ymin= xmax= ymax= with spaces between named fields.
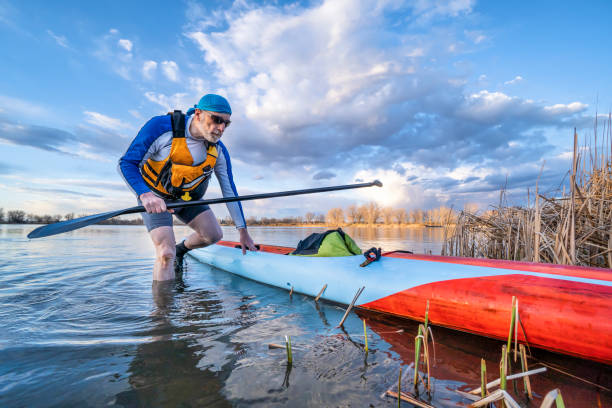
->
xmin=183 ymin=209 xmax=223 ymax=250
xmin=149 ymin=226 xmax=176 ymax=281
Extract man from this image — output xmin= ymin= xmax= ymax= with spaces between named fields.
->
xmin=118 ymin=94 xmax=257 ymax=281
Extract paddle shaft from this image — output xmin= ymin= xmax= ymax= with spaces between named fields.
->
xmin=123 ymin=180 xmax=381 ymax=215
xmin=27 ymin=180 xmax=382 ymax=238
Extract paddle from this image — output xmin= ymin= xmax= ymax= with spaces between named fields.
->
xmin=27 ymin=180 xmax=383 ymax=239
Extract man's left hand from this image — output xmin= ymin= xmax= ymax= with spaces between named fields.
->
xmin=238 ymin=228 xmax=258 ymax=255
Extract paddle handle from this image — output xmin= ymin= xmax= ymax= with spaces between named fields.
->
xmin=121 ymin=180 xmax=383 ymax=215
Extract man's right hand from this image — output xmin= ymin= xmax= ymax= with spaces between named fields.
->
xmin=139 ymin=192 xmax=170 ymax=213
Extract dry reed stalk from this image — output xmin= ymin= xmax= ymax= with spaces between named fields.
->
xmin=422 ymin=326 xmax=431 ymax=393
xmin=385 ymin=391 xmax=434 ymax=408
xmin=519 ymin=344 xmax=532 ymax=399
xmin=315 ymin=284 xmax=327 ymax=301
xmin=534 ymin=166 xmax=543 ymax=262
xmin=269 ymin=343 xmax=285 ymax=349
xmin=528 ymin=360 xmax=611 ymax=392
xmin=468 ymin=367 xmax=547 ymax=395
xmin=500 ymin=345 xmax=508 ymax=392
xmin=540 ymin=389 xmax=566 ymax=408
xmin=413 ymin=301 xmax=431 ymax=389
xmin=444 ymin=124 xmax=611 ymax=268
xmin=336 ymin=286 xmax=364 ymax=328
xmin=454 ymin=390 xmax=479 ymax=401
xmin=469 ymin=389 xmax=521 ymax=408
xmin=480 ymin=358 xmax=487 ymax=398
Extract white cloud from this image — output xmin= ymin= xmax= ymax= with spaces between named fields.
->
xmin=352 ymin=168 xmax=439 ymax=210
xmin=181 ymin=0 xmax=590 ymax=182
xmin=47 ymin=30 xmax=68 ymax=48
xmin=83 ymin=111 xmax=130 ymax=131
xmin=0 ymin=94 xmax=50 ymax=117
xmin=412 ymin=0 xmax=475 ymax=22
xmin=94 ymin=30 xmax=134 ymax=79
xmin=504 ymin=75 xmax=523 ymax=85
xmin=128 ymin=109 xmax=143 ymax=119
xmin=465 ymin=30 xmax=487 ymax=44
xmin=160 ymin=60 xmax=179 ymax=82
xmin=464 ymin=90 xmax=515 ymax=113
xmin=543 ymin=102 xmax=587 ymax=115
xmin=118 ymin=38 xmax=133 ymax=52
xmin=142 ymin=60 xmax=157 ymax=79
xmin=189 ymin=77 xmax=207 ymax=94
xmin=109 ymin=28 xmax=119 ymax=34
xmin=144 ymin=91 xmax=190 ymax=112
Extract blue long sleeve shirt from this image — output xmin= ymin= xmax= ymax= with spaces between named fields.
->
xmin=118 ymin=114 xmax=246 ymax=228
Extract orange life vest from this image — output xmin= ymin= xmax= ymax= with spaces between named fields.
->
xmin=141 ymin=110 xmax=218 ymax=201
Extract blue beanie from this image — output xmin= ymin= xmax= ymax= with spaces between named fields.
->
xmin=186 ymin=94 xmax=232 ymax=116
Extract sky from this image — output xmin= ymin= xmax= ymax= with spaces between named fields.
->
xmin=0 ymin=0 xmax=610 ymax=220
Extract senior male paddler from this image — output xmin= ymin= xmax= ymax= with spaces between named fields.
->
xmin=118 ymin=94 xmax=257 ymax=281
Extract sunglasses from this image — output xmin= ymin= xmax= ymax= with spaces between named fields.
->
xmin=207 ymin=112 xmax=231 ymax=128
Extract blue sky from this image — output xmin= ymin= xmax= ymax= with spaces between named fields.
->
xmin=0 ymin=0 xmax=610 ymax=219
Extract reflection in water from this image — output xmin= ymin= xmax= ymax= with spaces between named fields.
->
xmin=357 ymin=311 xmax=612 ymax=407
xmin=114 ymin=282 xmax=232 ymax=407
xmin=218 ymin=225 xmax=447 ymax=254
xmin=1 ymin=224 xmax=610 ymax=407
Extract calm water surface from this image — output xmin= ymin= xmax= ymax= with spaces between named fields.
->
xmin=0 ymin=224 xmax=609 ymax=407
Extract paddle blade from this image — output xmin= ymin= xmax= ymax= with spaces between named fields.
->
xmin=27 ymin=209 xmax=126 ymax=239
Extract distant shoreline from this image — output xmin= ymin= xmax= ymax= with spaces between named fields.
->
xmin=2 ymin=222 xmax=448 ymax=228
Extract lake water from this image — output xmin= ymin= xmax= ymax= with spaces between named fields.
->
xmin=0 ymin=224 xmax=609 ymax=407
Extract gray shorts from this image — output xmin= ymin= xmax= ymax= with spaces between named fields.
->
xmin=139 ymin=199 xmax=211 ymax=232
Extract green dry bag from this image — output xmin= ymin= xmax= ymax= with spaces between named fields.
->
xmin=290 ymin=228 xmax=362 ymax=257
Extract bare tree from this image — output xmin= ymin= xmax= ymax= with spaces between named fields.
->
xmin=8 ymin=210 xmax=26 ymax=224
xmin=394 ymin=208 xmax=408 ymax=224
xmin=382 ymin=207 xmax=394 ymax=224
xmin=411 ymin=209 xmax=424 ymax=224
xmin=0 ymin=208 xmax=3 ymax=223
xmin=346 ymin=204 xmax=361 ymax=224
xmin=304 ymin=212 xmax=315 ymax=224
xmin=315 ymin=213 xmax=325 ymax=223
xmin=364 ymin=201 xmax=381 ymax=224
xmin=326 ymin=208 xmax=345 ymax=225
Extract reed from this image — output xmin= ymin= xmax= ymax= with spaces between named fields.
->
xmin=398 ymin=367 xmax=402 ymax=408
xmin=468 ymin=367 xmax=547 ymax=395
xmin=500 ymin=345 xmax=507 ymax=391
xmin=480 ymin=358 xmax=487 ymax=398
xmin=444 ymin=121 xmax=612 ymax=268
xmin=386 ymin=391 xmax=434 ymax=408
xmin=315 ymin=284 xmax=327 ymax=301
xmin=519 ymin=344 xmax=532 ymax=399
xmin=285 ymin=335 xmax=293 ymax=365
xmin=413 ymin=301 xmax=430 ymax=389
xmin=413 ymin=325 xmax=423 ymax=389
xmin=363 ymin=319 xmax=368 ymax=353
xmin=506 ymin=296 xmax=516 ymax=352
xmin=336 ymin=286 xmax=365 ymax=328
xmin=470 ymin=389 xmax=521 ymax=408
xmin=540 ymin=389 xmax=566 ymax=408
